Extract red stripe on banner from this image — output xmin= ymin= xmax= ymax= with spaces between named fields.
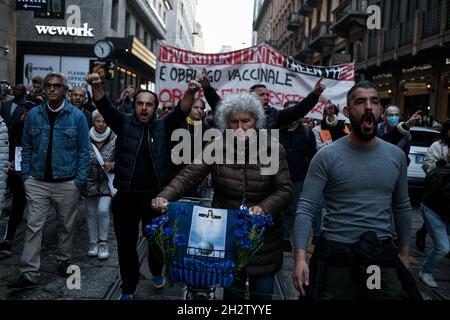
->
xmin=158 ymin=44 xmax=288 ymax=67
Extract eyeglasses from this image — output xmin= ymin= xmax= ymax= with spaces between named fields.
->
xmin=44 ymin=83 xmax=65 ymax=90
xmin=162 ymin=106 xmax=173 ymax=111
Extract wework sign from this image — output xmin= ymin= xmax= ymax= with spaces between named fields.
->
xmin=34 ymin=5 xmax=95 ymax=38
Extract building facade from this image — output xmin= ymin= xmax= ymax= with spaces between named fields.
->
xmin=16 ymin=0 xmax=173 ymax=98
xmin=253 ymin=0 xmax=450 ymax=122
xmin=0 ymin=0 xmax=16 ymax=83
xmin=165 ymin=0 xmax=197 ymax=51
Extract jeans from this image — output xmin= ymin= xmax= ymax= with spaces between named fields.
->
xmin=223 ymin=270 xmax=275 ymax=300
xmin=421 ymin=203 xmax=450 ymax=274
xmin=86 ymin=196 xmax=111 ymax=244
xmin=4 ymin=174 xmax=26 ymax=241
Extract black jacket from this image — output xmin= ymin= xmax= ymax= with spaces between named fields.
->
xmin=204 ymin=86 xmax=320 ymax=129
xmin=279 ymin=124 xmax=316 ymax=182
xmin=95 ymin=95 xmax=188 ymax=192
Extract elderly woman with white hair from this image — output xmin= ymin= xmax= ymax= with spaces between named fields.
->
xmin=86 ymin=110 xmax=116 ymax=260
xmin=152 ymin=93 xmax=293 ymax=300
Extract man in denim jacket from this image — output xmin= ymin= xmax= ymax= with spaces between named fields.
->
xmin=8 ymin=72 xmax=90 ymax=291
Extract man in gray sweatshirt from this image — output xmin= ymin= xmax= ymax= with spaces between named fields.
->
xmin=293 ymin=81 xmax=418 ymax=300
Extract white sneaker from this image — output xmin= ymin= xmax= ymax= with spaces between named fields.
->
xmin=87 ymin=243 xmax=98 ymax=257
xmin=98 ymin=242 xmax=109 ymax=260
xmin=419 ymin=271 xmax=438 ymax=288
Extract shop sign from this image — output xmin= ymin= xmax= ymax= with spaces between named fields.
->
xmin=35 ymin=23 xmax=94 ymax=37
xmin=402 ymin=64 xmax=432 ymax=74
xmin=373 ymin=73 xmax=393 ymax=80
xmin=34 ymin=5 xmax=94 ymax=38
xmin=24 ymin=54 xmax=91 ymax=89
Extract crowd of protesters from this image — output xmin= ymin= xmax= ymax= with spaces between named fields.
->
xmin=0 ymin=69 xmax=448 ymax=301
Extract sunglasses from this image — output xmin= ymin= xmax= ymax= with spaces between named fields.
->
xmin=44 ymin=83 xmax=65 ymax=90
xmin=162 ymin=106 xmax=173 ymax=111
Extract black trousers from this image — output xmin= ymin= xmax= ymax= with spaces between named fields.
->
xmin=112 ymin=191 xmax=164 ymax=295
xmin=5 ymin=174 xmax=26 ymax=241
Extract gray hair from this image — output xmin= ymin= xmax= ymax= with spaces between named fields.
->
xmin=92 ymin=109 xmax=103 ymax=120
xmin=43 ymin=72 xmax=69 ymax=90
xmin=214 ymin=93 xmax=266 ymax=130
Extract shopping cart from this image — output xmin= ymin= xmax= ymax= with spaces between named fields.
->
xmin=166 ymin=198 xmax=238 ymax=300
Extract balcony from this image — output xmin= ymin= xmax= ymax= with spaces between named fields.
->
xmin=298 ymin=0 xmax=321 ymax=16
xmin=422 ymin=5 xmax=441 ymax=38
xmin=287 ymin=12 xmax=302 ymax=31
xmin=331 ymin=0 xmax=369 ymax=37
xmin=309 ymin=22 xmax=336 ymax=51
xmin=295 ymin=38 xmax=314 ymax=61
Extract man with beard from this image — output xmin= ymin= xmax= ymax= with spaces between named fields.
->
xmin=86 ymin=72 xmax=199 ymax=300
xmin=292 ymin=81 xmax=420 ymax=300
xmin=69 ymin=86 xmax=93 ymax=128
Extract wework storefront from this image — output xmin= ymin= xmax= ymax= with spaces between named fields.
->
xmin=15 ymin=3 xmax=156 ymax=99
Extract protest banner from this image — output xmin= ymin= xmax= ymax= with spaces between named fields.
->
xmin=156 ymin=44 xmax=355 ymax=120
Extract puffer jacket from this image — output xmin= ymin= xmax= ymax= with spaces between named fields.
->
xmin=0 ymin=116 xmax=8 ymax=210
xmin=87 ymin=132 xmax=117 ymax=197
xmin=159 ymin=135 xmax=293 ymax=276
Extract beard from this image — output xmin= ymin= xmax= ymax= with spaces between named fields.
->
xmin=350 ymin=111 xmax=377 ymax=142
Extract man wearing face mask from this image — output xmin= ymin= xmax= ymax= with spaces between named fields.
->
xmin=377 ymin=105 xmax=412 ymax=166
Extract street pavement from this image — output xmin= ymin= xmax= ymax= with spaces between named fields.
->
xmin=0 ymin=198 xmax=449 ymax=300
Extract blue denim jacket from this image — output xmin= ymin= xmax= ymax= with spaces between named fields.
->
xmin=21 ymin=101 xmax=91 ymax=190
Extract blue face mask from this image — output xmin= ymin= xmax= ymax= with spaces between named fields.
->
xmin=387 ymin=115 xmax=399 ymax=126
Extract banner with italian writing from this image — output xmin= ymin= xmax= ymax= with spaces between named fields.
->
xmin=156 ymin=44 xmax=355 ymax=120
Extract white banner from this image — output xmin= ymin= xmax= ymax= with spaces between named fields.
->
xmin=156 ymin=44 xmax=355 ymax=120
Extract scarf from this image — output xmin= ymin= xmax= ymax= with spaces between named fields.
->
xmin=90 ymin=126 xmax=111 ymax=143
xmin=186 ymin=116 xmax=203 ymax=126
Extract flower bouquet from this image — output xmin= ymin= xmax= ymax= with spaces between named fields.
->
xmin=234 ymin=208 xmax=274 ymax=274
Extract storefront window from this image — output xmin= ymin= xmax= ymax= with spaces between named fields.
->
xmin=34 ymin=0 xmax=66 ymax=19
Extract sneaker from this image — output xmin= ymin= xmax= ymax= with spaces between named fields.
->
xmin=57 ymin=261 xmax=70 ymax=277
xmin=87 ymin=243 xmax=98 ymax=257
xmin=0 ymin=241 xmax=12 ymax=256
xmin=282 ymin=240 xmax=292 ymax=253
xmin=419 ymin=271 xmax=438 ymax=288
xmin=152 ymin=275 xmax=166 ymax=289
xmin=416 ymin=230 xmax=426 ymax=252
xmin=7 ymin=276 xmax=37 ymax=291
xmin=119 ymin=294 xmax=134 ymax=300
xmin=97 ymin=242 xmax=109 ymax=260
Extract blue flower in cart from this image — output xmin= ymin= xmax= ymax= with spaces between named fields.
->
xmin=264 ymin=214 xmax=274 ymax=227
xmin=162 ymin=227 xmax=175 ymax=237
xmin=234 ymin=229 xmax=247 ymax=239
xmin=240 ymin=238 xmax=252 ymax=249
xmin=173 ymin=233 xmax=187 ymax=247
xmin=253 ymin=215 xmax=266 ymax=228
xmin=144 ymin=213 xmax=170 ymax=239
